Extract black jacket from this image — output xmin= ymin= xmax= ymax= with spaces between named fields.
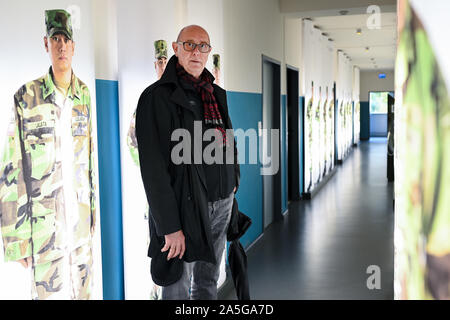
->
xmin=178 ymin=78 xmax=237 ymax=202
xmin=135 ymin=55 xmax=240 ymax=285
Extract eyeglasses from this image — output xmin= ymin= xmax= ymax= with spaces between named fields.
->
xmin=177 ymin=41 xmax=211 ymax=53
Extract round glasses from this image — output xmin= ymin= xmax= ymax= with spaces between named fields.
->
xmin=177 ymin=41 xmax=211 ymax=53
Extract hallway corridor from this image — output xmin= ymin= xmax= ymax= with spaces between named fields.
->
xmin=222 ymin=138 xmax=395 ymax=300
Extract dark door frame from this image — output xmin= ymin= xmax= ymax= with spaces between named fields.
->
xmin=261 ymin=54 xmax=282 ymax=230
xmin=286 ymin=64 xmax=300 ymax=201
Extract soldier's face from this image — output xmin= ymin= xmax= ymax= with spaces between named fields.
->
xmin=44 ymin=33 xmax=75 ymax=74
xmin=154 ymin=57 xmax=167 ymax=80
xmin=173 ymin=26 xmax=210 ymax=79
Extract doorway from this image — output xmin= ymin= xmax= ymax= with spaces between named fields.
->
xmin=286 ymin=66 xmax=301 ymax=201
xmin=369 ymin=91 xmax=392 ymax=137
xmin=262 ymin=56 xmax=282 ymax=229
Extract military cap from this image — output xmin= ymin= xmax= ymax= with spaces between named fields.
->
xmin=154 ymin=40 xmax=168 ymax=59
xmin=45 ymin=9 xmax=73 ymax=40
xmin=213 ymin=54 xmax=220 ymax=70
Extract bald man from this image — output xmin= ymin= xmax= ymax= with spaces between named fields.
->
xmin=135 ymin=25 xmax=240 ymax=300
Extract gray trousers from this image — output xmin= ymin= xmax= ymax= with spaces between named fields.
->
xmin=161 ymin=192 xmax=234 ymax=300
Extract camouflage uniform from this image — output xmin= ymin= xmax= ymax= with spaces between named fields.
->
xmin=127 ymin=39 xmax=168 ymax=168
xmin=315 ymin=91 xmax=321 ymax=184
xmin=395 ymin=0 xmax=450 ymax=299
xmin=323 ymin=89 xmax=328 ymax=177
xmin=0 ymin=68 xmax=95 ymax=299
xmin=306 ymin=83 xmax=314 ymax=192
xmin=328 ymin=94 xmax=334 ymax=171
xmin=0 ymin=10 xmax=95 ymax=300
xmin=213 ymin=54 xmax=220 ymax=70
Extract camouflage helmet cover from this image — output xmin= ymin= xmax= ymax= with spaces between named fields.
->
xmin=45 ymin=9 xmax=73 ymax=40
xmin=213 ymin=54 xmax=220 ymax=70
xmin=154 ymin=40 xmax=168 ymax=59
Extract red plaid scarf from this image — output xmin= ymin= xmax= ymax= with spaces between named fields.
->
xmin=176 ymin=62 xmax=227 ymax=145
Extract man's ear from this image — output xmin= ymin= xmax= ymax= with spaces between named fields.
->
xmin=44 ymin=36 xmax=49 ymax=52
xmin=172 ymin=42 xmax=178 ymax=56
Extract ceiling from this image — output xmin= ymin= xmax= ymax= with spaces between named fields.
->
xmin=281 ymin=0 xmax=397 ymax=71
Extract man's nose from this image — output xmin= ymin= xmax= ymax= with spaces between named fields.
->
xmin=192 ymin=45 xmax=202 ymax=54
xmin=59 ymin=40 xmax=67 ymax=51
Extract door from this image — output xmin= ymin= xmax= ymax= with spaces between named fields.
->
xmin=262 ymin=56 xmax=281 ymax=229
xmin=286 ymin=66 xmax=300 ymax=201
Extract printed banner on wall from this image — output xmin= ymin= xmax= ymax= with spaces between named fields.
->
xmin=394 ymin=0 xmax=450 ymax=300
xmin=302 ymin=19 xmax=335 ymax=193
xmin=353 ymin=67 xmax=361 ymax=145
xmin=336 ymin=51 xmax=354 ymax=161
xmin=0 ymin=1 xmax=102 ymax=300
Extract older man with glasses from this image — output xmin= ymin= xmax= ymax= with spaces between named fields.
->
xmin=135 ymin=25 xmax=240 ymax=300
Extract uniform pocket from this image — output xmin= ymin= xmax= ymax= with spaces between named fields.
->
xmin=25 ymin=135 xmax=56 ymax=180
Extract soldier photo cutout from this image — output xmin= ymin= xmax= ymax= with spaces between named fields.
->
xmin=0 ymin=9 xmax=96 ymax=300
xmin=126 ymin=39 xmax=169 ymax=300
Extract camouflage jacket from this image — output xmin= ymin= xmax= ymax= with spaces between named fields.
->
xmin=127 ymin=110 xmax=139 ymax=166
xmin=0 ymin=68 xmax=96 ymax=264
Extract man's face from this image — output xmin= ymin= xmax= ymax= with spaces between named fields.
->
xmin=172 ymin=26 xmax=211 ymax=79
xmin=44 ymin=33 xmax=74 ymax=74
xmin=154 ymin=57 xmax=167 ymax=80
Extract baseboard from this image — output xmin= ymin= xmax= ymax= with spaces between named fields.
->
xmin=302 ymin=166 xmax=338 ymax=200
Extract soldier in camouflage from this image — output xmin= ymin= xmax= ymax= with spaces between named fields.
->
xmin=127 ymin=40 xmax=168 ymax=167
xmin=212 ymin=54 xmax=220 ymax=86
xmin=323 ymin=87 xmax=328 ymax=177
xmin=125 ymin=39 xmax=168 ymax=300
xmin=306 ymin=82 xmax=314 ymax=192
xmin=0 ymin=9 xmax=96 ymax=300
xmin=315 ymin=86 xmax=322 ymax=184
xmin=328 ymin=89 xmax=334 ymax=173
xmin=395 ymin=0 xmax=450 ymax=299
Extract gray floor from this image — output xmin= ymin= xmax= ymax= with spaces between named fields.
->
xmin=221 ymin=138 xmax=395 ymax=300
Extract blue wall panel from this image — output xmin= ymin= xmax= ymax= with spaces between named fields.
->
xmin=360 ymin=101 xmax=370 ymax=140
xmin=226 ymin=91 xmax=263 ymax=249
xmin=95 ymin=79 xmax=124 ymax=300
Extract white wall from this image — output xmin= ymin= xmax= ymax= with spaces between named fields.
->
xmin=223 ymin=0 xmax=285 ymax=94
xmin=0 ymin=0 xmax=102 ymax=300
xmin=92 ymin=0 xmax=119 ymax=80
xmin=284 ymin=17 xmax=303 ymax=94
xmin=360 ymin=70 xmax=394 ymax=101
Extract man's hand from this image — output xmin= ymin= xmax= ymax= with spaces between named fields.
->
xmin=233 ymin=187 xmax=237 ymax=193
xmin=17 ymin=257 xmax=32 ymax=268
xmin=162 ymin=230 xmax=185 ymax=260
